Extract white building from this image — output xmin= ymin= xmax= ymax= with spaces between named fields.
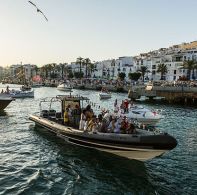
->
xmin=67 ymin=41 xmax=197 ymax=81
xmin=9 ymin=64 xmax=37 ymax=82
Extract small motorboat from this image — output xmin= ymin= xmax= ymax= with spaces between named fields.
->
xmin=20 ymin=85 xmax=32 ymax=91
xmin=32 ymin=83 xmax=43 ymax=88
xmin=99 ymin=87 xmax=111 ymax=99
xmin=121 ymin=106 xmax=164 ymax=126
xmin=99 ymin=92 xmax=112 ymax=99
xmin=29 ymin=94 xmax=177 ymax=161
xmin=0 ymin=94 xmax=13 ymax=111
xmin=57 ymin=83 xmax=73 ymax=92
xmin=9 ymin=89 xmax=34 ymax=98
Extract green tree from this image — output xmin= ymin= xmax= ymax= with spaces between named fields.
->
xmin=118 ymin=72 xmax=126 ymax=81
xmin=157 ymin=64 xmax=168 ymax=80
xmin=68 ymin=70 xmax=74 ymax=78
xmin=88 ymin=63 xmax=95 ymax=77
xmin=183 ymin=59 xmax=197 ymax=80
xmin=128 ymin=72 xmax=141 ymax=81
xmin=83 ymin=58 xmax=91 ymax=78
xmin=74 ymin=71 xmax=84 ymax=78
xmin=139 ymin=66 xmax=149 ymax=82
xmin=111 ymin=59 xmax=116 ymax=78
xmin=76 ymin=57 xmax=83 ymax=74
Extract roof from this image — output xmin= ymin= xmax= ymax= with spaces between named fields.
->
xmin=56 ymin=95 xmax=89 ymax=101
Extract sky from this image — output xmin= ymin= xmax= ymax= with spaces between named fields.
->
xmin=0 ymin=0 xmax=197 ymax=67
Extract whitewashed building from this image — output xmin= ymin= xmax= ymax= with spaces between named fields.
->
xmin=9 ymin=64 xmax=37 ymax=82
xmin=66 ymin=41 xmax=197 ymax=81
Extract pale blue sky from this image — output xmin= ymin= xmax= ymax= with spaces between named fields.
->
xmin=0 ymin=0 xmax=197 ymax=67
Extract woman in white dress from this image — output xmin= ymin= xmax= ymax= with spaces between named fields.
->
xmin=79 ymin=110 xmax=86 ymax=130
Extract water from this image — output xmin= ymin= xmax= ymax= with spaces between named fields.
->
xmin=0 ymin=85 xmax=197 ymax=195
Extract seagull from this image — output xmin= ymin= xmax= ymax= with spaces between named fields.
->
xmin=28 ymin=1 xmax=48 ymax=21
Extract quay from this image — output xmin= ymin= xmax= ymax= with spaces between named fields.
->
xmin=128 ymin=84 xmax=197 ymax=105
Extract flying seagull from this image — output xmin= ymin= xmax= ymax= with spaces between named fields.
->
xmin=28 ymin=1 xmax=48 ymax=21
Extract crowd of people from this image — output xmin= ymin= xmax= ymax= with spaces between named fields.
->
xmin=63 ymin=100 xmax=136 ymax=134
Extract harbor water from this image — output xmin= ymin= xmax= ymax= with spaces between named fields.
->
xmin=0 ymin=85 xmax=196 ymax=195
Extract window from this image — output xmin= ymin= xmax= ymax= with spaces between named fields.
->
xmin=152 ymin=65 xmax=156 ymax=69
xmin=173 ymin=76 xmax=176 ymax=80
xmin=123 ymin=68 xmax=126 ymax=72
xmin=152 ymin=70 xmax=156 ymax=75
xmin=174 ymin=70 xmax=176 ymax=74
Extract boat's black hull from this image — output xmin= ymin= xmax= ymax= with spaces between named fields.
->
xmin=0 ymin=99 xmax=12 ymax=111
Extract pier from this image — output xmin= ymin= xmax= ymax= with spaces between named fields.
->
xmin=128 ymin=85 xmax=197 ymax=105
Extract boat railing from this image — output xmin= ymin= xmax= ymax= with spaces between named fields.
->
xmin=39 ymin=97 xmax=62 ymax=115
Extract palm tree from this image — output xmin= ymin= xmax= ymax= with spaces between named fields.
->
xmin=111 ymin=59 xmax=116 ymax=78
xmin=40 ymin=65 xmax=47 ymax=79
xmin=157 ymin=64 xmax=168 ymax=80
xmin=45 ymin=64 xmax=53 ymax=78
xmin=182 ymin=60 xmax=197 ymax=80
xmin=83 ymin=58 xmax=91 ymax=78
xmin=139 ymin=66 xmax=148 ymax=82
xmin=88 ymin=63 xmax=95 ymax=77
xmin=76 ymin=57 xmax=83 ymax=74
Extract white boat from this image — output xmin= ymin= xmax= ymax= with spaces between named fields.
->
xmin=57 ymin=83 xmax=73 ymax=92
xmin=99 ymin=92 xmax=112 ymax=99
xmin=9 ymin=89 xmax=34 ymax=98
xmin=32 ymin=83 xmax=43 ymax=88
xmin=121 ymin=105 xmax=163 ymax=126
xmin=29 ymin=95 xmax=177 ymax=161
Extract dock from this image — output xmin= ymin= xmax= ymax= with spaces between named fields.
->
xmin=128 ymin=85 xmax=197 ymax=105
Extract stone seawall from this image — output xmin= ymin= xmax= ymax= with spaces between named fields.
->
xmin=128 ymin=85 xmax=197 ymax=105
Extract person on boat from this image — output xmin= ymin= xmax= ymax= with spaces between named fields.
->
xmin=64 ymin=108 xmax=69 ymax=125
xmin=1 ymin=89 xmax=4 ymax=93
xmin=108 ymin=118 xmax=117 ymax=133
xmin=72 ymin=104 xmax=81 ymax=128
xmin=67 ymin=105 xmax=73 ymax=125
xmin=114 ymin=120 xmax=121 ymax=134
xmin=126 ymin=122 xmax=136 ymax=134
xmin=79 ymin=110 xmax=86 ymax=130
xmin=124 ymin=99 xmax=129 ymax=113
xmin=96 ymin=117 xmax=102 ymax=132
xmin=99 ymin=117 xmax=108 ymax=133
xmin=87 ymin=115 xmax=97 ymax=131
xmin=84 ymin=118 xmax=90 ymax=132
xmin=6 ymin=86 xmax=10 ymax=94
xmin=120 ymin=116 xmax=129 ymax=134
xmin=91 ymin=118 xmax=99 ymax=134
xmin=120 ymin=100 xmax=126 ymax=113
xmin=85 ymin=104 xmax=93 ymax=119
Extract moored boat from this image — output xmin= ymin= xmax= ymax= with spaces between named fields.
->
xmin=29 ymin=95 xmax=177 ymax=161
xmin=122 ymin=106 xmax=163 ymax=125
xmin=0 ymin=94 xmax=13 ymax=111
xmin=99 ymin=87 xmax=111 ymax=99
xmin=57 ymin=82 xmax=73 ymax=92
xmin=9 ymin=89 xmax=34 ymax=98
